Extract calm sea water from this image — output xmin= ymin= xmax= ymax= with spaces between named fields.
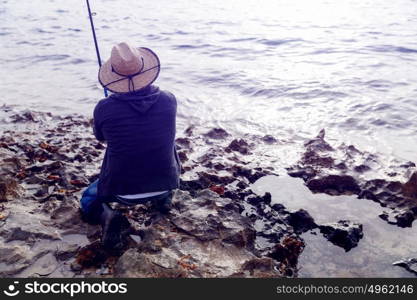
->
xmin=1 ymin=0 xmax=417 ymax=161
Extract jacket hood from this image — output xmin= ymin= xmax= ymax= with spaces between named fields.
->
xmin=109 ymin=85 xmax=161 ymax=113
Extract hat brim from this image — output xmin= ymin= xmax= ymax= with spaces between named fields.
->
xmin=98 ymin=47 xmax=160 ymax=93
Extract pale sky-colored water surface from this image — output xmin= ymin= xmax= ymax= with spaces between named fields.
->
xmin=1 ymin=0 xmax=417 ymax=162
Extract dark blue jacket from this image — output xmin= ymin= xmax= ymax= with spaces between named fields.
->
xmin=93 ymin=85 xmax=181 ymax=197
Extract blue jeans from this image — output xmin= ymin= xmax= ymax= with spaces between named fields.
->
xmin=80 ymin=179 xmax=173 ymax=222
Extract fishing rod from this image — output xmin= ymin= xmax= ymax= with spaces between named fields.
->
xmin=86 ymin=0 xmax=108 ymax=97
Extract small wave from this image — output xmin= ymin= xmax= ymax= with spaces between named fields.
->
xmin=173 ymin=44 xmax=212 ymax=50
xmin=287 ymin=90 xmax=348 ymax=100
xmin=366 ymin=45 xmax=417 ymax=54
xmin=69 ymin=58 xmax=87 ymax=64
xmin=257 ymin=38 xmax=303 ymax=46
xmin=13 ymin=54 xmax=71 ymax=64
xmin=396 ymin=46 xmax=417 ymax=53
xmin=308 ymin=48 xmax=340 ymax=55
xmin=371 ymin=103 xmax=393 ymax=112
xmin=31 ymin=28 xmax=53 ymax=34
xmin=340 ymin=39 xmax=357 ymax=43
xmin=206 ymin=20 xmax=236 ymax=26
xmin=226 ymin=37 xmax=257 ymax=43
xmin=365 ymin=80 xmax=392 ymax=89
xmin=173 ymin=30 xmax=190 ymax=35
xmin=370 ymin=118 xmax=388 ymax=126
xmin=242 ymin=88 xmax=282 ymax=98
xmin=161 ymin=30 xmax=190 ymax=36
xmin=210 ymin=46 xmax=248 ymax=53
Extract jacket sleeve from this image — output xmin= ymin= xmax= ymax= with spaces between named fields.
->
xmin=174 ymin=144 xmax=182 ymax=173
xmin=93 ymin=102 xmax=105 ymax=142
xmin=170 ymin=92 xmax=181 ymax=173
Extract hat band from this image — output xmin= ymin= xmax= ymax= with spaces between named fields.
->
xmin=104 ymin=57 xmax=160 ymax=92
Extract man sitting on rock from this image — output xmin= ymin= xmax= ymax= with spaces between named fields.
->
xmin=80 ymin=42 xmax=181 ymax=250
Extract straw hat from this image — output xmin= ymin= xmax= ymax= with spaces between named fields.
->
xmin=98 ymin=42 xmax=160 ymax=93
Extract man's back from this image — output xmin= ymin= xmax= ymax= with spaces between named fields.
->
xmin=93 ymin=85 xmax=181 ymax=197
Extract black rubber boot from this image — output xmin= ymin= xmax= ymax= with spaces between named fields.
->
xmin=100 ymin=203 xmax=130 ymax=251
xmin=154 ymin=196 xmax=172 ymax=215
xmin=80 ymin=199 xmax=104 ymax=225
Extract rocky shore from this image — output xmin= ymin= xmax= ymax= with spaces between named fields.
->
xmin=0 ymin=107 xmax=416 ymax=277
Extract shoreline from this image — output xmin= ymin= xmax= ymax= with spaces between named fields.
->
xmin=0 ymin=108 xmax=416 ymax=277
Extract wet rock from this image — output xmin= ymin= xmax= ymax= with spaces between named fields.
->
xmin=393 ymin=258 xmax=417 ymax=276
xmin=223 ymin=190 xmax=252 ymax=202
xmin=69 ymin=178 xmax=89 ymax=188
xmin=72 ymin=241 xmax=109 ymax=270
xmin=335 ymin=162 xmax=348 ymax=170
xmin=400 ymin=161 xmax=416 ymax=169
xmin=51 ymin=200 xmax=89 ymax=232
xmin=2 ymin=226 xmax=60 ymax=243
xmin=94 ymin=142 xmax=105 ymax=150
xmin=287 ymin=167 xmax=317 ymax=181
xmin=10 ymin=110 xmax=46 ymax=123
xmin=171 ymin=190 xmax=255 ymax=249
xmin=0 ymin=245 xmax=27 ymax=265
xmin=239 ymin=257 xmax=279 ymax=277
xmin=268 ymin=236 xmax=305 ymax=276
xmin=271 ymin=203 xmax=286 ymax=212
xmin=39 ymin=141 xmax=59 ymax=153
xmin=304 ymin=129 xmax=334 ymax=152
xmin=225 ymin=139 xmax=251 ymax=155
xmin=177 ymin=151 xmax=188 ymax=163
xmin=54 ymin=243 xmax=80 ymax=261
xmin=0 ymin=177 xmax=21 ymax=202
xmin=209 ymin=185 xmax=225 ymax=195
xmin=358 ymin=189 xmax=378 ymax=201
xmin=203 ymin=128 xmax=229 ymax=140
xmin=285 ymin=209 xmax=317 ymax=233
xmin=180 ymin=172 xmax=236 ymax=196
xmin=354 ymin=164 xmax=371 ymax=173
xmin=378 ymin=211 xmax=397 ymax=225
xmin=247 ymin=192 xmax=271 ymax=207
xmin=261 ymin=135 xmax=278 ymax=144
xmin=114 ymin=189 xmax=270 ymax=278
xmin=1 ymin=154 xmax=25 ymax=176
xmin=231 ymin=165 xmax=271 ymax=183
xmin=175 ymin=137 xmax=191 ymax=149
xmin=33 ymin=185 xmax=49 ymax=199
xmin=114 ymin=249 xmax=186 ymax=278
xmin=0 ymin=249 xmax=32 ymax=276
xmin=402 ymin=172 xmax=417 ymax=199
xmin=184 ymin=125 xmax=195 ymax=136
xmin=289 ymin=130 xmax=417 ymax=228
xmin=302 ymin=151 xmax=334 ymax=168
xmin=307 ymin=175 xmax=361 ymax=194
xmin=386 ymin=181 xmax=402 ymax=193
xmin=319 ymin=220 xmax=363 ymax=251
xmin=363 ymin=179 xmax=386 ymax=191
xmin=395 ymin=211 xmax=415 ymax=228
xmin=25 ymin=175 xmax=45 ymax=185
xmin=18 ymin=253 xmax=59 ymax=277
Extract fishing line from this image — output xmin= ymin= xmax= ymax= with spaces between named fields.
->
xmin=86 ymin=0 xmax=108 ymax=97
